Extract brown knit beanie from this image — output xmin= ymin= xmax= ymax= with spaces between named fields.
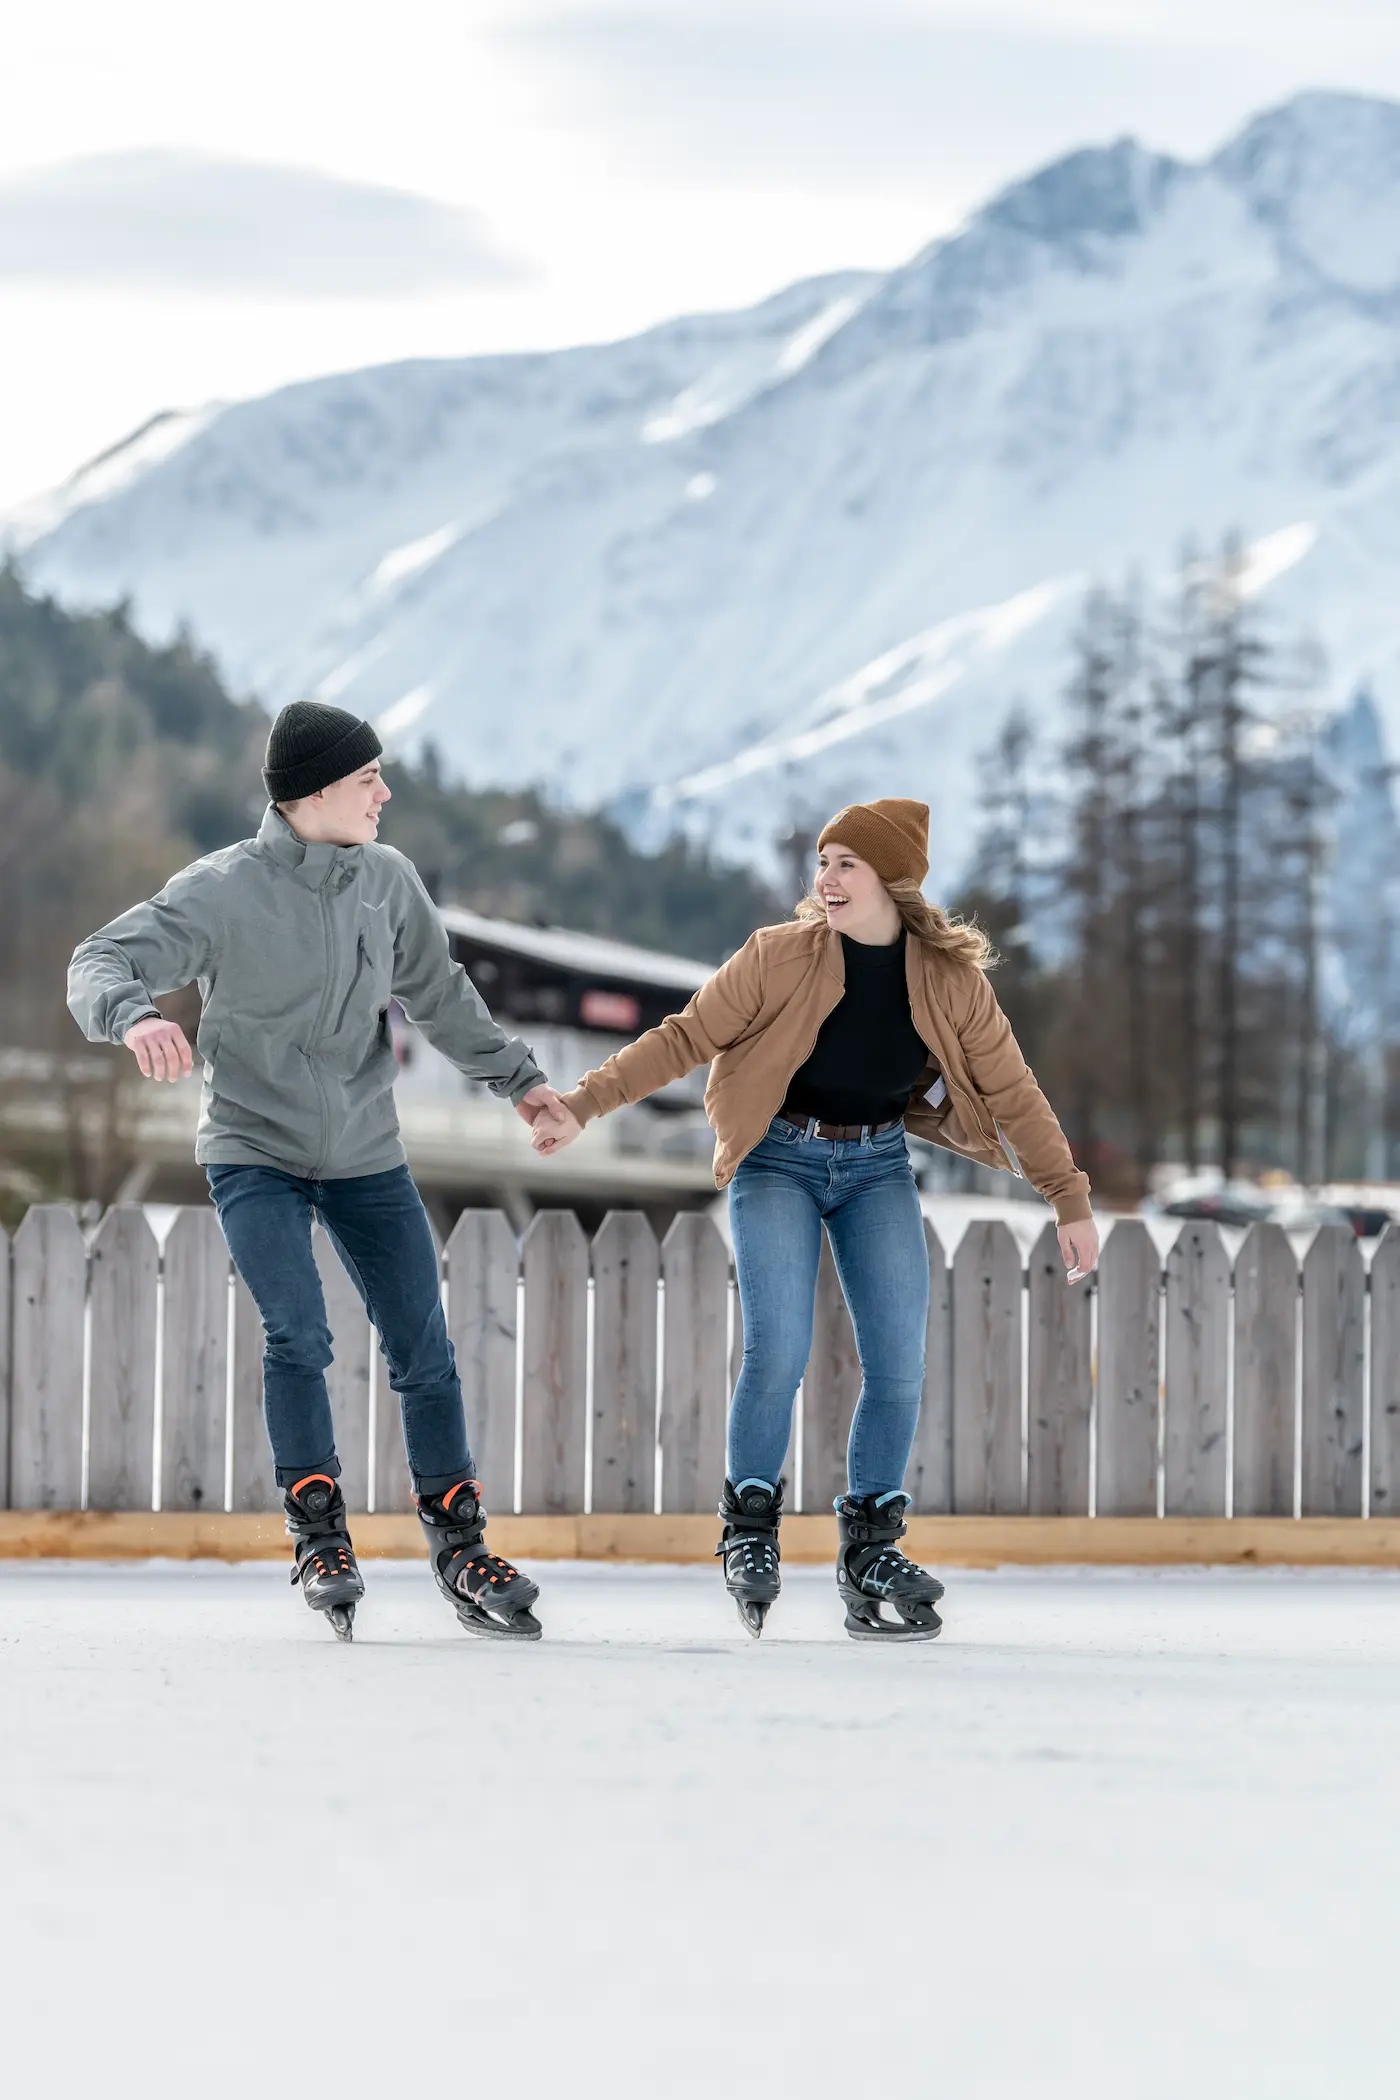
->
xmin=817 ymin=799 xmax=929 ymax=885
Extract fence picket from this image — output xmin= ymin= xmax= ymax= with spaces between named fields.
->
xmin=313 ymin=1225 xmax=371 ymax=1510
xmin=591 ymin=1213 xmax=659 ymax=1514
xmin=371 ymin=1348 xmax=413 ymax=1515
xmin=0 ymin=1226 xmax=10 ymax=1508
xmin=160 ymin=1208 xmax=229 ymax=1512
xmin=87 ymin=1208 xmax=158 ymax=1512
xmin=1370 ymin=1225 xmax=1400 ymax=1518
xmin=230 ymin=1270 xmax=276 ymax=1511
xmin=952 ymin=1221 xmax=1023 ymax=1514
xmin=803 ymin=1231 xmax=860 ymax=1513
xmin=520 ymin=1212 xmax=588 ymax=1513
xmin=1232 ymin=1223 xmax=1298 ymax=1518
xmin=15 ymin=1197 xmax=1400 ymax=1533
xmin=1301 ymin=1224 xmax=1364 ymax=1516
xmin=1027 ymin=1220 xmax=1092 ymax=1516
xmin=443 ymin=1210 xmax=516 ymax=1514
xmin=1096 ymin=1220 xmax=1160 ymax=1516
xmin=11 ymin=1207 xmax=86 ymax=1510
xmin=907 ymin=1222 xmax=952 ymax=1513
xmin=660 ymin=1214 xmax=730 ymax=1514
xmin=1164 ymin=1222 xmax=1229 ymax=1515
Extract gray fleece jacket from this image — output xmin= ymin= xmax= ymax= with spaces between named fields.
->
xmin=67 ymin=804 xmax=545 ymax=1179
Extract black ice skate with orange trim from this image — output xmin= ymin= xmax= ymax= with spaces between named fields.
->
xmin=416 ymin=1479 xmax=542 ymax=1641
xmin=284 ymin=1473 xmax=365 ymax=1642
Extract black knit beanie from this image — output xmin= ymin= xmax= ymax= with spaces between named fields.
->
xmin=263 ymin=700 xmax=384 ymax=802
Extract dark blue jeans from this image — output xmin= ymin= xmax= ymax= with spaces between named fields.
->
xmin=727 ymin=1118 xmax=930 ymax=1499
xmin=207 ymin=1162 xmax=472 ymax=1495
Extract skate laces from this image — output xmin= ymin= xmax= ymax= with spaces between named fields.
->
xmin=726 ymin=1533 xmax=779 ymax=1574
xmin=291 ymin=1537 xmax=356 ymax=1587
xmin=457 ymin=1551 xmax=524 ymax=1600
xmin=852 ymin=1543 xmax=914 ymax=1596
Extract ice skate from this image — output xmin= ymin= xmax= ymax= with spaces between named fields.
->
xmin=835 ymin=1491 xmax=943 ymax=1643
xmin=284 ymin=1474 xmax=365 ymax=1641
xmin=417 ymin=1480 xmax=542 ymax=1641
xmin=716 ymin=1477 xmax=784 ymax=1637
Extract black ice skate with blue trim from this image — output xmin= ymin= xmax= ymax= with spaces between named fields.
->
xmin=716 ymin=1477 xmax=784 ymax=1637
xmin=835 ymin=1491 xmax=943 ymax=1643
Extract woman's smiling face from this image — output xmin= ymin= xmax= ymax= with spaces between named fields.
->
xmin=813 ymin=841 xmax=899 ymax=943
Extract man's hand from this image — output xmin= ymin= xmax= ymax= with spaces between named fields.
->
xmin=1058 ymin=1217 xmax=1100 ymax=1285
xmin=530 ymin=1101 xmax=584 ymax=1156
xmin=124 ymin=1015 xmax=193 ymax=1081
xmin=514 ymin=1083 xmax=570 ymax=1128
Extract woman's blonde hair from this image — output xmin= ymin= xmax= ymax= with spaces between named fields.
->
xmin=794 ymin=877 xmax=996 ymax=971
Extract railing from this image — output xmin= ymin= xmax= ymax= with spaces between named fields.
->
xmin=1 ymin=1206 xmax=1397 ymax=1520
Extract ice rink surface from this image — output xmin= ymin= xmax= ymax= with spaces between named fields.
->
xmin=3 ymin=1561 xmax=1398 ymax=2098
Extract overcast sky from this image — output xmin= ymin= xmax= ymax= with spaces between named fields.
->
xmin=2 ymin=0 xmax=1399 ymax=507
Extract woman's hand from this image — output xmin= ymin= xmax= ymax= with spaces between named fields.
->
xmin=1058 ymin=1217 xmax=1099 ymax=1284
xmin=531 ymin=1102 xmax=583 ymax=1156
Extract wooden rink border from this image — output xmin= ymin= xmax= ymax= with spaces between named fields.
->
xmin=6 ymin=1511 xmax=1400 ymax=1567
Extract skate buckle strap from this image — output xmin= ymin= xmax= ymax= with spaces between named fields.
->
xmin=842 ymin=1514 xmax=905 ymax=1546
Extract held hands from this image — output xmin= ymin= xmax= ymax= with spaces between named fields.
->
xmin=516 ymin=1084 xmax=584 ymax=1156
xmin=1058 ymin=1218 xmax=1100 ymax=1285
xmin=123 ymin=1015 xmax=193 ymax=1081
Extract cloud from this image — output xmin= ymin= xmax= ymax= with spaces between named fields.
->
xmin=494 ymin=2 xmax=1400 ymax=199
xmin=0 ymin=150 xmax=528 ymax=298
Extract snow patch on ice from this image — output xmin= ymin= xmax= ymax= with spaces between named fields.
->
xmin=683 ymin=472 xmax=717 ymax=503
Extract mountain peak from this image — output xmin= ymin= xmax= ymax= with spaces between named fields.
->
xmin=817 ymin=135 xmax=1186 ymax=367
xmin=1214 ymin=90 xmax=1400 ymax=294
xmin=982 ymin=136 xmax=1184 ymax=248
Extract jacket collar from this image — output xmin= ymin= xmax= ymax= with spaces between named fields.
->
xmin=256 ymin=802 xmax=364 ymax=891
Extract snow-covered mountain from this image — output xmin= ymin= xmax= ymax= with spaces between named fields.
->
xmin=9 ymin=90 xmax=1400 ymax=889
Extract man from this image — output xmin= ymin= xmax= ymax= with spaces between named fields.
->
xmin=68 ymin=699 xmax=563 ymax=1642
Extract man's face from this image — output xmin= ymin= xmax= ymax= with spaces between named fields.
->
xmin=304 ymin=761 xmax=391 ymax=845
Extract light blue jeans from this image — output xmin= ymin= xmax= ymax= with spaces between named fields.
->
xmin=726 ymin=1117 xmax=930 ymax=1499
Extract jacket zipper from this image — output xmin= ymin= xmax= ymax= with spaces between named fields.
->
xmin=331 ymin=931 xmax=367 ymax=1036
xmin=305 ymin=886 xmax=337 ymax=1177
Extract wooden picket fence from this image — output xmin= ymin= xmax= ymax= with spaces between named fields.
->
xmin=2 ymin=1204 xmax=1398 ymax=1526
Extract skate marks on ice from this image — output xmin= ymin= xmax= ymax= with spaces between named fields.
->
xmin=6 ymin=1564 xmax=1400 ymax=2097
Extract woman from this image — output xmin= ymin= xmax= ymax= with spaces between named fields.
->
xmin=532 ymin=798 xmax=1098 ymax=1641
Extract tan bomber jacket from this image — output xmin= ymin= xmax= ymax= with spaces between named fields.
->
xmin=559 ymin=920 xmax=1092 ymax=1225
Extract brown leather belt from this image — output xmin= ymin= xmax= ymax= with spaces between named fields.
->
xmin=776 ymin=1109 xmax=905 ymax=1142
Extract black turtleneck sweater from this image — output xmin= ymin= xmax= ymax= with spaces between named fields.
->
xmin=783 ymin=931 xmax=931 ymax=1126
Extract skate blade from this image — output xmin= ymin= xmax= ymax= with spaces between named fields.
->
xmin=455 ymin=1603 xmax=543 ymax=1642
xmin=844 ymin=1606 xmax=942 ymax=1644
xmin=326 ymin=1603 xmax=356 ymax=1642
xmin=736 ymin=1598 xmax=771 ymax=1639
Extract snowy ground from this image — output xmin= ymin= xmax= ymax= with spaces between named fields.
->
xmin=3 ymin=1564 xmax=1398 ymax=2097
